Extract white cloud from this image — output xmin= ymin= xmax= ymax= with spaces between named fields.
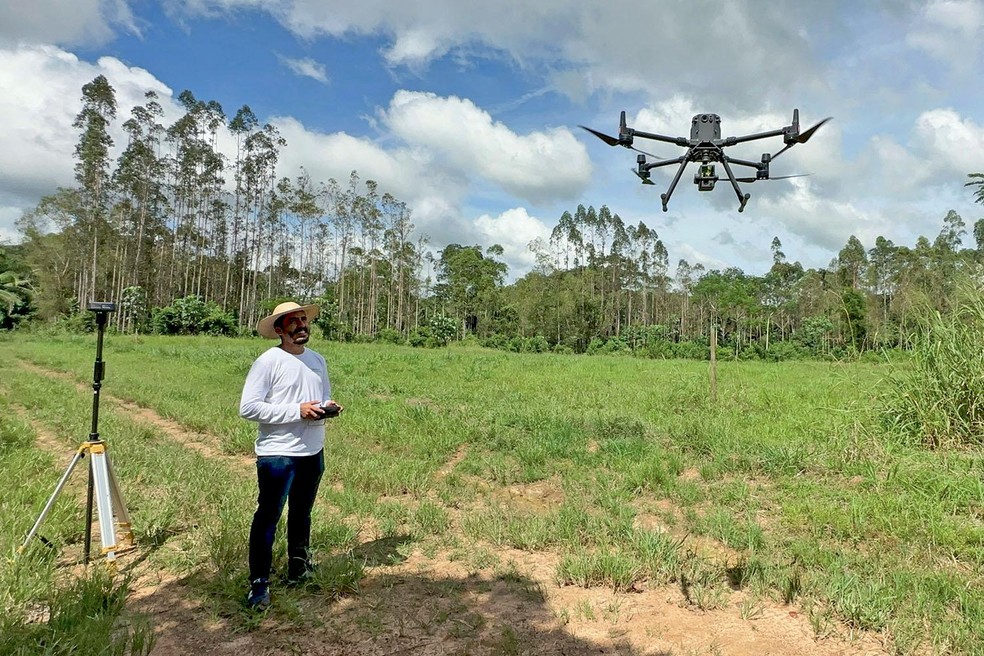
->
xmin=171 ymin=0 xmax=834 ymax=109
xmin=380 ymin=90 xmax=592 ymax=205
xmin=277 ymin=55 xmax=329 ymax=83
xmin=907 ymin=0 xmax=984 ymax=69
xmin=0 ymin=0 xmax=137 ymax=47
xmin=473 ymin=207 xmax=551 ymax=272
xmin=0 ymin=45 xmax=173 ymax=210
xmin=912 ymin=108 xmax=984 ymax=176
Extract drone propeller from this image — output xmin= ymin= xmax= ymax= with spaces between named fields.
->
xmin=578 ymin=125 xmax=664 ymax=158
xmin=794 ymin=117 xmax=832 ymax=144
xmin=579 ymin=125 xmax=621 ymax=147
xmin=735 ymin=173 xmax=811 ymax=183
xmin=632 ymin=168 xmax=655 ymax=185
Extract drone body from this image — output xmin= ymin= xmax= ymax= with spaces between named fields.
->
xmin=580 ymin=109 xmax=830 ymax=212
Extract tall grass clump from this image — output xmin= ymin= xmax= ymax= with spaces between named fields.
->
xmin=885 ymin=281 xmax=984 ymax=447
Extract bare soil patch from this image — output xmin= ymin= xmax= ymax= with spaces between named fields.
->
xmin=124 ymin=544 xmax=890 ymax=656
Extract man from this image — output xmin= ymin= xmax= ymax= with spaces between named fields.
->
xmin=239 ymin=301 xmax=342 ymax=610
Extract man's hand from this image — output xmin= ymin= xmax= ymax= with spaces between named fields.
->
xmin=300 ymin=400 xmax=325 ymax=419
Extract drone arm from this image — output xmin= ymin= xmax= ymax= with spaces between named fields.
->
xmin=719 ymin=157 xmax=751 ymax=213
xmin=643 ymin=155 xmax=688 ymax=171
xmin=632 ymin=129 xmax=690 ymax=147
xmin=659 ymin=156 xmax=692 ymax=212
xmin=721 ymin=127 xmax=786 ymax=146
xmin=722 ymin=155 xmax=762 ymax=170
xmin=764 ymin=142 xmax=795 ymax=163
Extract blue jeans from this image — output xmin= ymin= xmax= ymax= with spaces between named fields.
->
xmin=248 ymin=450 xmax=325 ymax=582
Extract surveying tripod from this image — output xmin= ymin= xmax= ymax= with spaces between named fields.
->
xmin=22 ymin=302 xmax=134 ymax=563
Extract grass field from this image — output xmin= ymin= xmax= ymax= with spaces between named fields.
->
xmin=0 ymin=332 xmax=981 ymax=655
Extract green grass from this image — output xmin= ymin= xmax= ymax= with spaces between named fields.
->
xmin=0 ymin=333 xmax=981 ymax=654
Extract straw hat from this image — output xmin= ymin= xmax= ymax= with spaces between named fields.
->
xmin=256 ymin=302 xmax=320 ymax=339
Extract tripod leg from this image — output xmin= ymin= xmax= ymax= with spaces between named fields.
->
xmin=89 ymin=444 xmax=119 ymax=560
xmin=21 ymin=448 xmax=87 ymax=552
xmin=104 ymin=452 xmax=134 ymax=547
xmin=84 ymin=460 xmax=95 ymax=563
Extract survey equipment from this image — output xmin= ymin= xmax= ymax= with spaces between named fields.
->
xmin=22 ymin=302 xmax=134 ymax=563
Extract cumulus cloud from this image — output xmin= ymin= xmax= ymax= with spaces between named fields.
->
xmin=0 ymin=44 xmax=174 ymax=212
xmin=473 ymin=207 xmax=551 ymax=273
xmin=912 ymin=108 xmax=984 ymax=177
xmin=0 ymin=0 xmax=137 ymax=47
xmin=380 ymin=90 xmax=591 ymax=205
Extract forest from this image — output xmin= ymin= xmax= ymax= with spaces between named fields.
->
xmin=3 ymin=75 xmax=984 ymax=359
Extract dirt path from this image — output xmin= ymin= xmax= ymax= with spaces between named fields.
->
xmin=19 ymin=360 xmax=892 ymax=656
xmin=17 ymin=360 xmax=252 ymax=472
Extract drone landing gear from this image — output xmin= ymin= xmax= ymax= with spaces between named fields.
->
xmin=738 ymin=193 xmax=750 ymax=213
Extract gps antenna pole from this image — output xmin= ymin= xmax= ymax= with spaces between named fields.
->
xmin=83 ymin=303 xmax=111 ymax=564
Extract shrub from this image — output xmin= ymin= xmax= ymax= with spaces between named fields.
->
xmin=481 ymin=333 xmax=509 ymax=350
xmin=376 ymin=328 xmax=404 ymax=344
xmin=152 ymin=296 xmax=235 ymax=336
xmin=53 ymin=311 xmax=97 ymax=333
xmin=586 ymin=337 xmax=606 ymax=355
xmin=883 ymin=281 xmax=984 ymax=446
xmin=428 ymin=314 xmax=457 ymax=345
xmin=407 ymin=328 xmax=430 ymax=348
xmin=601 ymin=336 xmax=631 ymax=355
xmin=672 ymin=341 xmax=708 ymax=360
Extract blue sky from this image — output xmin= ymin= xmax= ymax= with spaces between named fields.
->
xmin=1 ymin=1 xmax=983 ymax=280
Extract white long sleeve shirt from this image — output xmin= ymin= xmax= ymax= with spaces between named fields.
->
xmin=239 ymin=346 xmax=332 ymax=456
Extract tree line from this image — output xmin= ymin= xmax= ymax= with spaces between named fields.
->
xmin=4 ymin=75 xmax=984 ymax=359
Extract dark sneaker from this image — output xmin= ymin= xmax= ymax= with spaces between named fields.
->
xmin=285 ymin=557 xmax=315 ymax=586
xmin=246 ymin=578 xmax=270 ymax=610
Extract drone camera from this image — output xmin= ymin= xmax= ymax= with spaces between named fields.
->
xmin=695 ymin=163 xmax=717 ymax=191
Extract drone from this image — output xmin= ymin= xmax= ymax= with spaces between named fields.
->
xmin=580 ymin=109 xmax=831 ymax=212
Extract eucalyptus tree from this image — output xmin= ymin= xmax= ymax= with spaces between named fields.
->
xmin=836 ymin=235 xmax=868 ymax=290
xmin=238 ymin=122 xmax=285 ymax=324
xmin=674 ymin=259 xmax=704 ymax=340
xmin=762 ymin=237 xmax=805 ymax=345
xmin=930 ymin=210 xmax=966 ymax=305
xmin=866 ymin=236 xmax=899 ymax=345
xmin=73 ymin=75 xmax=118 ymax=302
xmin=290 ymin=168 xmax=325 ymax=299
xmin=227 ymin=105 xmax=259 ymax=306
xmin=549 ymin=210 xmax=580 ymax=269
xmin=381 ymin=193 xmax=416 ymax=333
xmin=162 ymin=91 xmax=228 ymax=300
xmin=113 ymin=91 xmax=167 ymax=305
xmin=356 ymin=179 xmax=383 ymax=335
xmin=327 ymin=171 xmax=361 ymax=327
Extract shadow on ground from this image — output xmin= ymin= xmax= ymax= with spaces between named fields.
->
xmin=127 ymin=534 xmax=664 ymax=656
